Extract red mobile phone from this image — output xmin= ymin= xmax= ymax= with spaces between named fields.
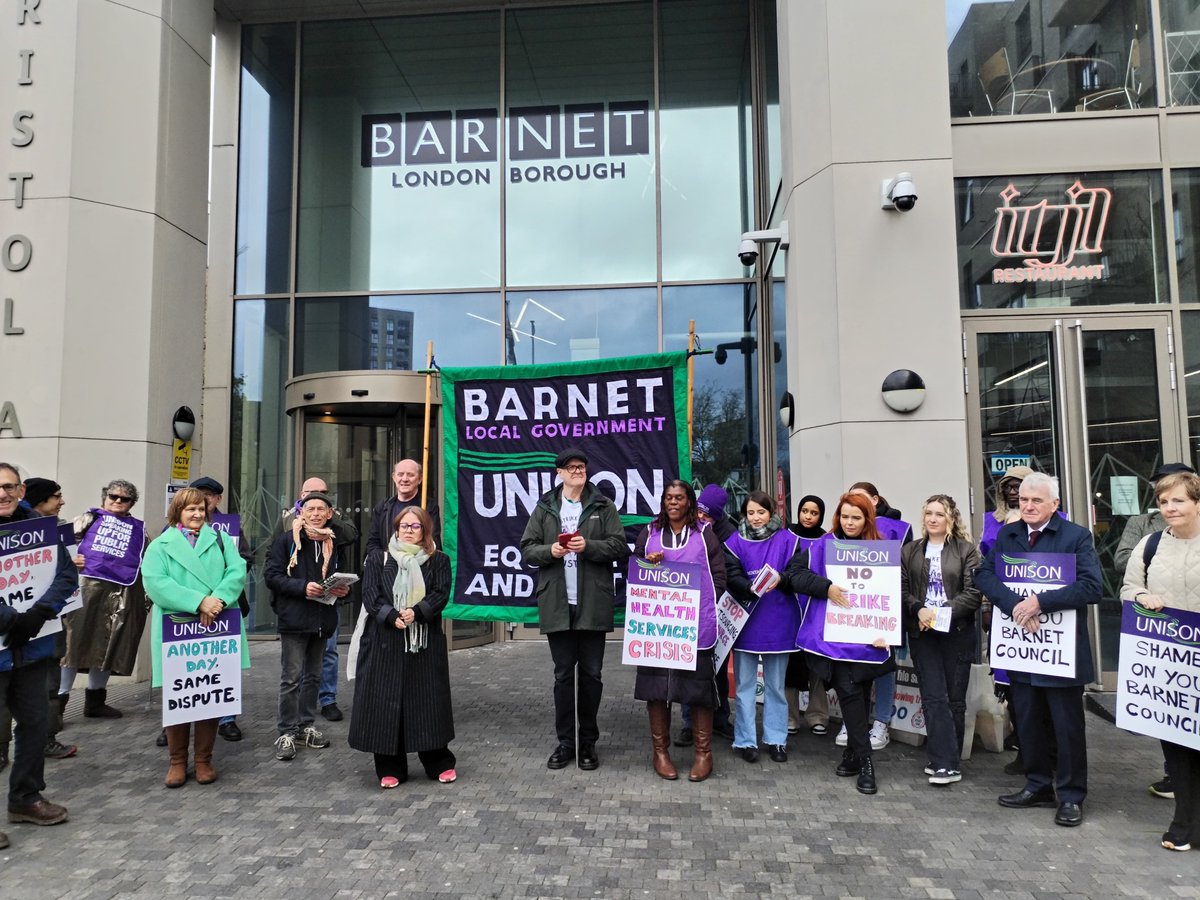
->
xmin=558 ymin=532 xmax=577 ymax=546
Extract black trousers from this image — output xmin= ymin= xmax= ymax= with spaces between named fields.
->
xmin=1010 ymin=680 xmax=1087 ymax=804
xmin=1161 ymin=740 xmax=1200 ymax=845
xmin=909 ymin=627 xmax=976 ymax=771
xmin=0 ymin=658 xmax=51 ymax=806
xmin=374 ymin=707 xmax=456 ymax=782
xmin=830 ymin=661 xmax=872 ymax=760
xmin=546 ymin=628 xmax=606 ymax=748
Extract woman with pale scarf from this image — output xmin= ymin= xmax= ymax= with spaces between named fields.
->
xmin=348 ymin=505 xmax=456 ymax=788
xmin=264 ymin=492 xmax=350 ymax=762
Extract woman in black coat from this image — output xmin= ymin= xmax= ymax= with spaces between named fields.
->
xmin=349 ymin=505 xmax=456 ymax=788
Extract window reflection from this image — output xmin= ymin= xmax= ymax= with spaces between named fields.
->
xmin=1163 ymin=1 xmax=1200 ymax=106
xmin=501 ymin=288 xmax=657 ymax=365
xmin=1174 ymin=169 xmax=1200 ymax=301
xmin=664 ymin=284 xmax=757 ymax=504
xmin=946 ymin=1 xmax=1153 ymax=117
xmin=295 ymin=294 xmax=502 ymax=375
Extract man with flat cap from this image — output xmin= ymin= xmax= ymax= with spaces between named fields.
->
xmin=521 ymin=447 xmax=628 ymax=771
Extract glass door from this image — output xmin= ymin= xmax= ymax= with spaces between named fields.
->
xmin=965 ymin=314 xmax=1182 ymax=687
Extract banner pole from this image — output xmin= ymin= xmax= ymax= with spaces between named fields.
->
xmin=421 ymin=341 xmax=434 ymax=508
xmin=687 ymin=320 xmax=696 ymax=456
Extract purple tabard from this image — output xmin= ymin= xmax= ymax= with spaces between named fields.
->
xmin=875 ymin=516 xmax=912 ymax=543
xmin=794 ymin=534 xmax=890 ymax=664
xmin=727 ymin=529 xmax=803 ymax=653
xmin=78 ymin=510 xmax=145 ymax=586
xmin=646 ymin=526 xmax=717 ymax=649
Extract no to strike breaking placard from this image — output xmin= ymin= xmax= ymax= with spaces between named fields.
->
xmin=821 ymin=539 xmax=902 ymax=646
xmin=623 ymin=558 xmax=700 ymax=671
xmin=988 ymin=552 xmax=1076 ymax=678
xmin=162 ymin=609 xmax=243 ymax=726
xmin=1118 ymin=602 xmax=1200 ymax=752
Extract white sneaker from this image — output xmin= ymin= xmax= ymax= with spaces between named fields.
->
xmin=928 ymin=768 xmax=962 ymax=785
xmin=869 ymin=720 xmax=890 ymax=750
xmin=835 ymin=724 xmax=848 ymax=747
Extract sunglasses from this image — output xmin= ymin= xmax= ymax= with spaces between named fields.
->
xmin=107 ymin=494 xmax=134 ymax=503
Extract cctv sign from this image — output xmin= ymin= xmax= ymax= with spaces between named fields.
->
xmin=361 ymin=102 xmax=650 ymax=189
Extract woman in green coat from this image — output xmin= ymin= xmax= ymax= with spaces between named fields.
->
xmin=142 ymin=488 xmax=248 ymax=788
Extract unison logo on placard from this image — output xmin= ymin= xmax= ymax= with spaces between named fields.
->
xmin=361 ymin=102 xmax=649 ymax=189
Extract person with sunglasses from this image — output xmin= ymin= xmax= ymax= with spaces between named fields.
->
xmin=61 ymin=480 xmax=149 ymax=719
xmin=349 ymin=506 xmax=457 ymax=788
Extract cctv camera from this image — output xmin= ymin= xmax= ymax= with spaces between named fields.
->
xmin=881 ymin=173 xmax=918 ymax=212
xmin=738 ymin=239 xmax=758 ymax=266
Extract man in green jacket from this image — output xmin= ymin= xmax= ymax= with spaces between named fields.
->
xmin=520 ymin=447 xmax=629 ymax=772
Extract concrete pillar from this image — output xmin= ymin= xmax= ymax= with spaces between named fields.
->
xmin=776 ymin=1 xmax=970 ymax=524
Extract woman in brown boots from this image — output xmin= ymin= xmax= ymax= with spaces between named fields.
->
xmin=633 ymin=481 xmax=725 ymax=782
xmin=142 ymin=488 xmax=248 ymax=787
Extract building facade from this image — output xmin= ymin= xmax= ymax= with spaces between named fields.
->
xmin=7 ymin=0 xmax=1200 ymax=685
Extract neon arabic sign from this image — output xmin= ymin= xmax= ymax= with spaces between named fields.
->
xmin=990 ymin=181 xmax=1110 ymax=284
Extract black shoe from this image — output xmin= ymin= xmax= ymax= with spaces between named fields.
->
xmin=1054 ymin=802 xmax=1083 ymax=827
xmin=578 ymin=744 xmax=599 ymax=771
xmin=998 ymin=787 xmax=1057 ymax=809
xmin=674 ymin=727 xmax=694 ymax=747
xmin=713 ymin=720 xmax=735 ymax=740
xmin=767 ymin=744 xmax=787 ymax=763
xmin=1003 ymin=758 xmax=1024 ymax=776
xmin=856 ymin=756 xmax=877 ymax=795
xmin=155 ymin=729 xmax=167 ymax=748
xmin=738 ymin=746 xmax=759 ymax=763
xmin=547 ymin=745 xmax=575 ymax=770
xmin=321 ymin=703 xmax=343 ymax=722
xmin=836 ymin=748 xmax=861 ymax=777
xmin=218 ymin=721 xmax=243 ymax=742
xmin=1003 ymin=733 xmax=1020 ymax=752
xmin=1150 ymin=776 xmax=1175 ymax=799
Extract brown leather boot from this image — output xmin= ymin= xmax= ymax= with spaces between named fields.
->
xmin=647 ymin=701 xmax=677 ymax=780
xmin=193 ymin=719 xmax=219 ymax=784
xmin=164 ymin=723 xmax=190 ymax=788
xmin=689 ymin=706 xmax=714 ymax=782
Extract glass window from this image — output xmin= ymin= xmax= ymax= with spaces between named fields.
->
xmin=946 ymin=1 xmax=1153 ymax=117
xmin=229 ymin=300 xmax=290 ymax=634
xmin=504 ymin=4 xmax=656 ymax=286
xmin=955 ymin=170 xmax=1167 ymax=309
xmin=295 ymin=294 xmax=501 ymax=375
xmin=1173 ymin=169 xmax=1200 ymax=301
xmin=1181 ymin=312 xmax=1200 ymax=457
xmin=296 ymin=14 xmax=501 ymax=293
xmin=658 ymin=0 xmax=753 ymax=281
xmin=502 ymin=287 xmax=657 ymax=366
xmin=236 ymin=24 xmax=295 ymax=296
xmin=1163 ymin=1 xmax=1200 ymax=106
xmin=664 ymin=284 xmax=757 ymax=501
xmin=771 ymin=274 xmax=789 ymax=516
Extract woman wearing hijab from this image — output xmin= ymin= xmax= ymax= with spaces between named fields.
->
xmin=350 ymin=505 xmax=456 ymax=788
xmin=788 ymin=495 xmax=830 ymax=735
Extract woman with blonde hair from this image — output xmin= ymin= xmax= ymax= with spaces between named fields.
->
xmin=900 ymin=494 xmax=981 ymax=786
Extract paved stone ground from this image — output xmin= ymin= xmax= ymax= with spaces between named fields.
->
xmin=3 ymin=640 xmax=1196 ymax=899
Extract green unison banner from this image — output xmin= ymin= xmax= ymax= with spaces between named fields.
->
xmin=441 ymin=353 xmax=690 ymax=622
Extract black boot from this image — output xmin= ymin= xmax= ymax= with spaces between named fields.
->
xmin=83 ymin=688 xmax=122 ymax=718
xmin=856 ymin=755 xmax=877 ymax=794
xmin=835 ymin=747 xmax=861 ymax=777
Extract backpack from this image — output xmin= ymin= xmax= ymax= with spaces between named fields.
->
xmin=1143 ymin=529 xmax=1164 ymax=571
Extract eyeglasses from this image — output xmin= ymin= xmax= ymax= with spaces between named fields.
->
xmin=107 ymin=494 xmax=134 ymax=503
xmin=50 ymin=493 xmax=63 ymax=500
xmin=561 ymin=464 xmax=586 ymax=474
xmin=0 ymin=483 xmax=21 ymax=494
xmin=397 ymin=523 xmax=423 ymax=532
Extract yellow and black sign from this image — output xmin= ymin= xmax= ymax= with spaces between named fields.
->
xmin=171 ymin=439 xmax=192 ymax=483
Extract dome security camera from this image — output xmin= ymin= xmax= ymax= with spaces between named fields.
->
xmin=738 ymin=239 xmax=759 ymax=267
xmin=881 ymin=173 xmax=918 ymax=212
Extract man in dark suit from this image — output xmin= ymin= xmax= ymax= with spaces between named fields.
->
xmin=975 ymin=472 xmax=1102 ymax=827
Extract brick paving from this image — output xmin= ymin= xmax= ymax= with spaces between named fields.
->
xmin=3 ymin=640 xmax=1196 ymax=899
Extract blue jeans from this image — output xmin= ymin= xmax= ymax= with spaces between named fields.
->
xmin=873 ymin=669 xmax=896 ymax=724
xmin=908 ymin=627 xmax=976 ymax=771
xmin=733 ymin=651 xmax=789 ymax=748
xmin=318 ymin=629 xmax=339 ymax=708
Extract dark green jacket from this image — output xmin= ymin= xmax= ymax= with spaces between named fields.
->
xmin=520 ymin=483 xmax=629 ymax=633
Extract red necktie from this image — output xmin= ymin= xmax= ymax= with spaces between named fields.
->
xmin=1028 ymin=529 xmax=1041 ymax=548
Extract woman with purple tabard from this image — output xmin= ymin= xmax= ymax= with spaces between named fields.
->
xmin=796 ymin=492 xmax=894 ymax=795
xmin=633 ymin=481 xmax=724 ymax=783
xmin=725 ymin=490 xmax=829 ymax=764
xmin=787 ymin=495 xmax=831 ymax=735
xmin=61 ymin=479 xmax=149 ymax=719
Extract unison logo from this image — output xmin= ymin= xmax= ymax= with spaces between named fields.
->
xmin=361 ymin=102 xmax=650 ymax=188
xmin=1000 ymin=553 xmax=1063 ymax=583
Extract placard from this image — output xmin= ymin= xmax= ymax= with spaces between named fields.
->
xmin=0 ymin=517 xmax=65 ymax=646
xmin=889 ymin=650 xmax=927 ymax=736
xmin=57 ymin=523 xmax=82 ymax=618
xmin=821 ymin=539 xmax=902 ymax=646
xmin=622 ymin=557 xmax=700 ymax=671
xmin=161 ymin=609 xmax=243 ymax=726
xmin=987 ymin=551 xmax=1077 ymax=678
xmin=1117 ymin=602 xmax=1200 ymax=751
xmin=713 ymin=591 xmax=748 ymax=669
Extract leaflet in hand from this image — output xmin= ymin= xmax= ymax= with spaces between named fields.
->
xmin=315 ymin=572 xmax=359 ymax=605
xmin=750 ymin=564 xmax=781 ymax=597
